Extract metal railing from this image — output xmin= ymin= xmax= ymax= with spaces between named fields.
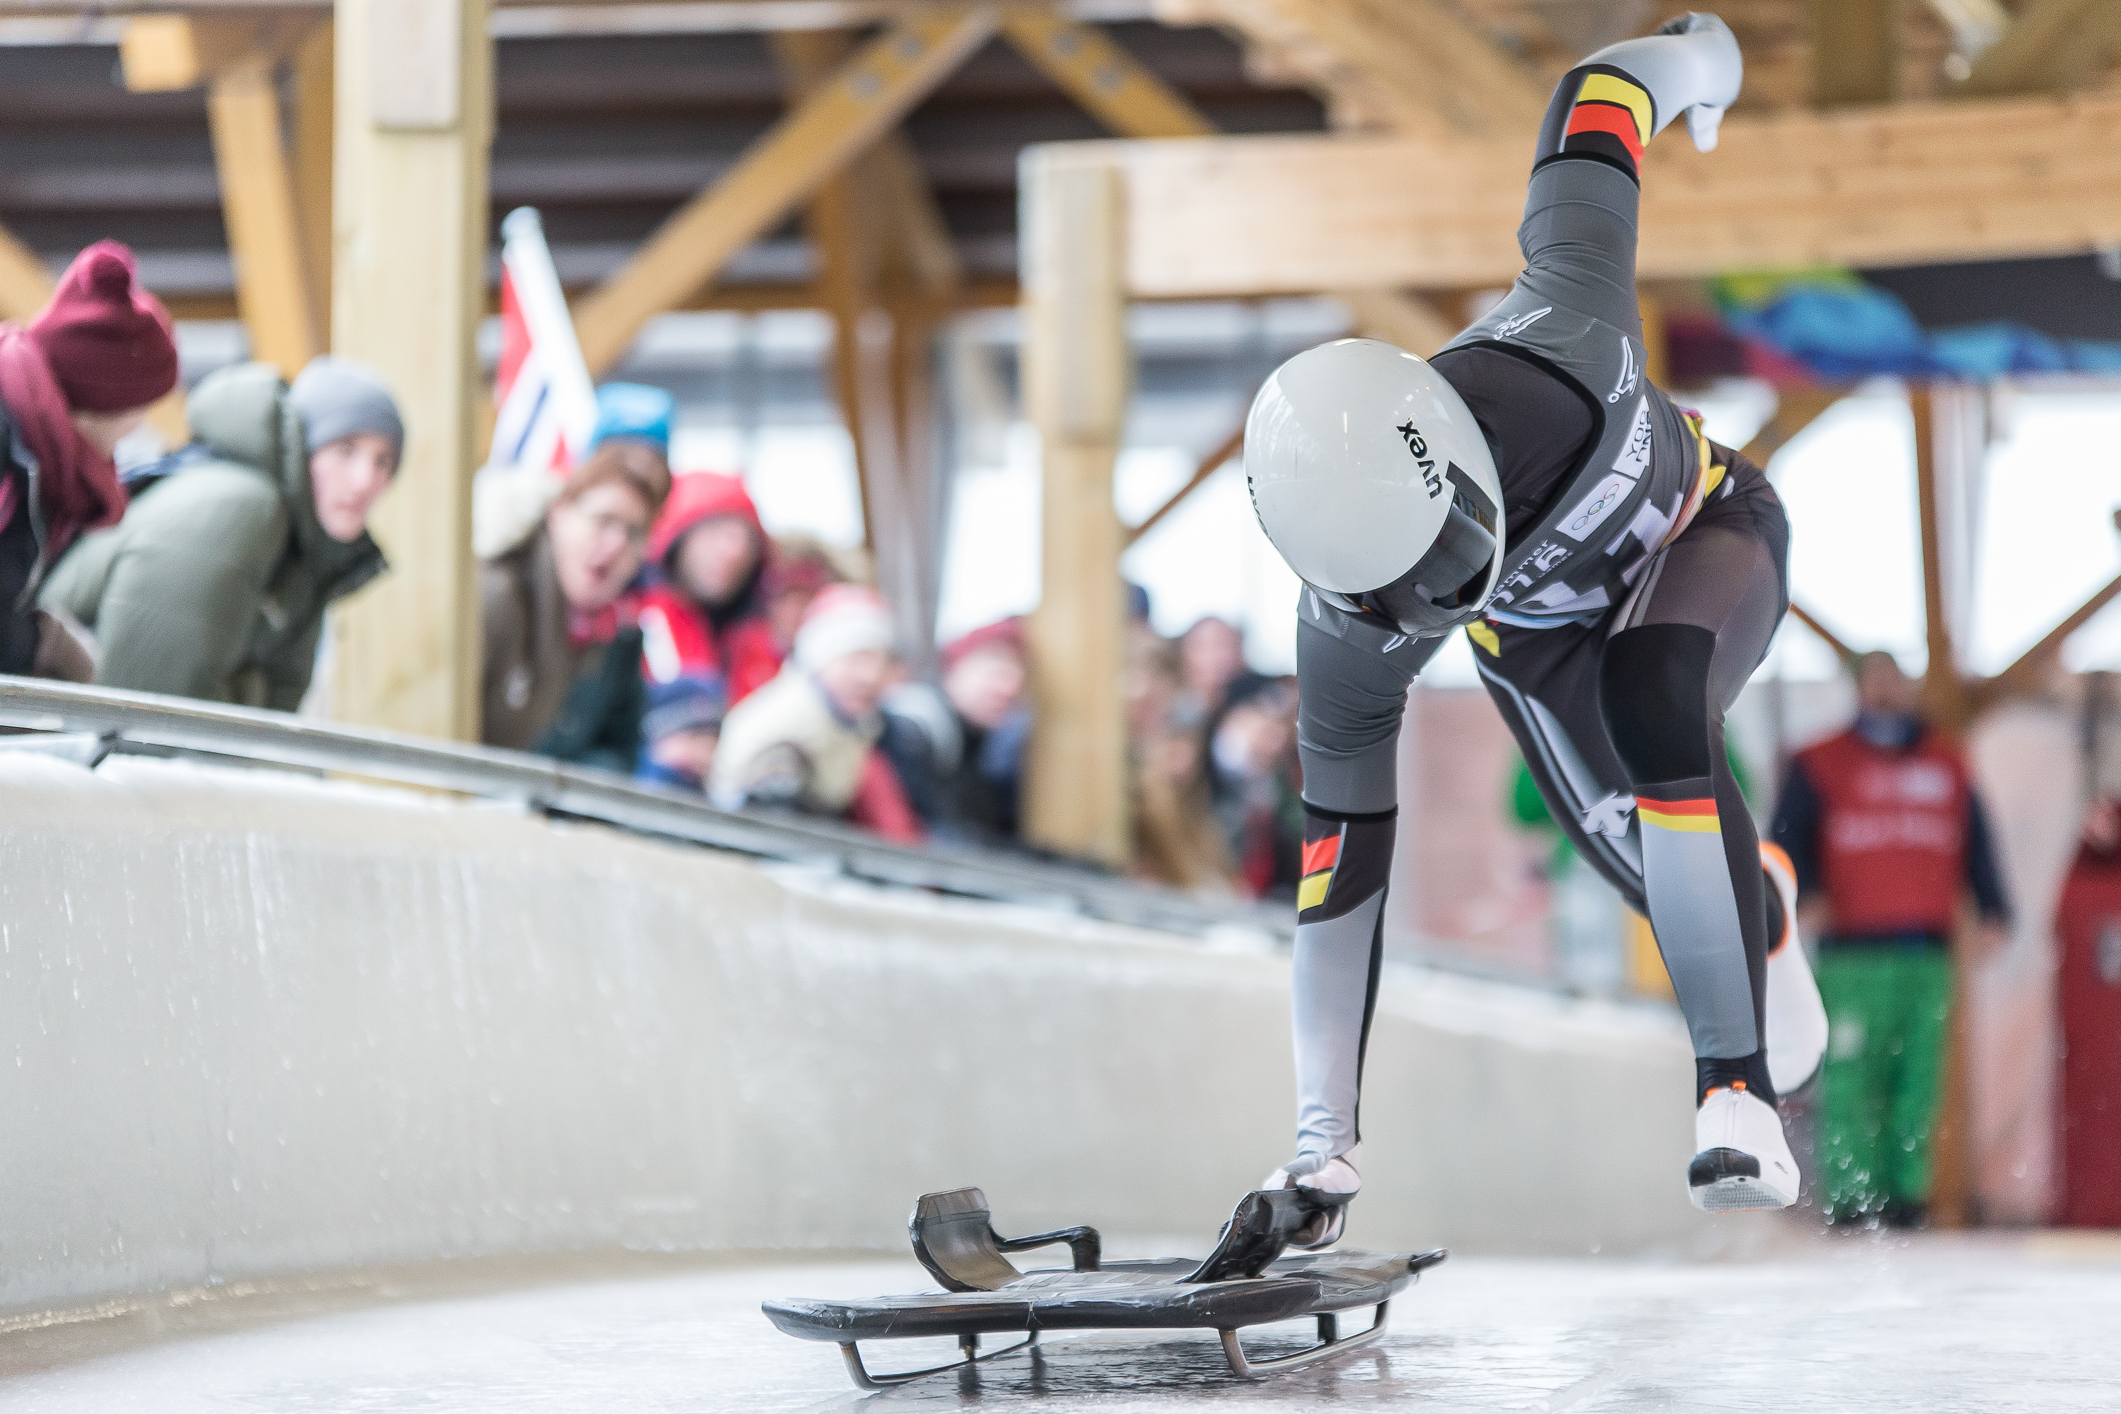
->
xmin=0 ymin=676 xmax=1291 ymax=941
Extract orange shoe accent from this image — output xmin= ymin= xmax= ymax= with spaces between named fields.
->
xmin=1758 ymin=841 xmax=1798 ymax=958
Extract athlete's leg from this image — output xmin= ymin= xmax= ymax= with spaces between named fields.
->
xmin=1515 ymin=15 xmax=1742 ymax=334
xmin=1474 ymin=619 xmax=1646 ymax=914
xmin=1600 ymin=481 xmax=1787 ymax=1103
xmin=1282 ymin=609 xmax=1436 ymax=1209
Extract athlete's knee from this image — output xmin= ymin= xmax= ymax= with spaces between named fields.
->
xmin=1599 ymin=623 xmax=1718 ymax=784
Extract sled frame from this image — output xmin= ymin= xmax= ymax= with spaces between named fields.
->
xmin=1218 ymin=1299 xmax=1391 ymax=1379
xmin=837 ymin=1330 xmax=1040 ymax=1389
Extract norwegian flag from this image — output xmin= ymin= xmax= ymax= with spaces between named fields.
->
xmin=489 ymin=207 xmax=597 ymax=473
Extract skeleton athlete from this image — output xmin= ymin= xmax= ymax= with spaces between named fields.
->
xmin=1245 ymin=14 xmax=1829 ymax=1240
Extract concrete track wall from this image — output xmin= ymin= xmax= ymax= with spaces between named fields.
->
xmin=0 ymin=753 xmax=1705 ymax=1317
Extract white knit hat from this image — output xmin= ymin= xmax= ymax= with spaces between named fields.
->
xmin=794 ymin=584 xmax=895 ymax=671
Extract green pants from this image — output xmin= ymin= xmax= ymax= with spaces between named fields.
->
xmin=1815 ymin=943 xmax=1953 ymax=1218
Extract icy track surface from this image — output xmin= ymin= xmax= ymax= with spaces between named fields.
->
xmin=3 ymin=1232 xmax=2118 ymax=1412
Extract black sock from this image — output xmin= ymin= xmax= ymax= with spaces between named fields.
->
xmin=1696 ymin=1050 xmax=1776 ymax=1107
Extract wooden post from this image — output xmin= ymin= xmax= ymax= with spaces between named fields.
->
xmin=293 ymin=20 xmax=335 ymax=349
xmin=889 ymin=306 xmax=945 ymax=675
xmin=1913 ymin=381 xmax=1979 ymax=1228
xmin=1021 ymin=152 xmax=1129 ymax=866
xmin=329 ymin=0 xmax=492 ymax=742
xmin=206 ymin=52 xmax=322 ymax=378
xmin=772 ymin=27 xmax=941 ymax=671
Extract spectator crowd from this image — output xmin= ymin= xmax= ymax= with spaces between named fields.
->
xmin=0 ymin=241 xmax=1301 ymax=896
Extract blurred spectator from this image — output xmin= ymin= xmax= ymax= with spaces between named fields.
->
xmin=637 ymin=673 xmax=727 ymax=793
xmin=45 ymin=355 xmax=399 ymax=709
xmin=1177 ymin=615 xmax=1266 ymax=721
xmin=2055 ymin=796 xmax=2121 ymax=1227
xmin=1128 ymin=631 xmax=1236 ymax=892
xmin=760 ymin=533 xmax=850 ymax=656
xmin=1770 ymin=650 xmax=2011 ymax=1228
xmin=470 ymin=382 xmax=673 ymax=561
xmin=880 ymin=617 xmax=1032 ymax=844
xmin=711 ymin=585 xmax=921 ymax=841
xmin=480 ymin=440 xmax=670 ymax=772
xmin=1 ymin=241 xmax=177 ymax=683
xmin=589 ymin=382 xmax=673 ymax=456
xmin=1209 ymin=675 xmax=1303 ymax=900
xmin=639 ymin=472 xmax=782 ymax=710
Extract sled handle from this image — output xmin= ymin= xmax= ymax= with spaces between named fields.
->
xmin=995 ymin=1224 xmax=1102 ymax=1272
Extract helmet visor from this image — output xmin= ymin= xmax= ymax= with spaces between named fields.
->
xmin=1360 ymin=481 xmax=1500 ymax=637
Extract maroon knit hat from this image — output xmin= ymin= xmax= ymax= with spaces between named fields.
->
xmin=27 ymin=241 xmax=178 ymax=412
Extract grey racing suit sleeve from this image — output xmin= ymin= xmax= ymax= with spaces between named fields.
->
xmin=1288 ymin=600 xmax=1438 ymax=1167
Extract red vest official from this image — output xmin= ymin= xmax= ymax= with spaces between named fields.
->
xmin=1794 ymin=728 xmax=1973 ymax=937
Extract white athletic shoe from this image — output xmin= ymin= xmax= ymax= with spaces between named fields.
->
xmin=1689 ymin=1086 xmax=1799 ymax=1212
xmin=1262 ymin=1144 xmax=1360 ymax=1249
xmin=1760 ymin=843 xmax=1828 ymax=1096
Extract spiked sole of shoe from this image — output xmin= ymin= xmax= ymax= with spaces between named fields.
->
xmin=1689 ymin=1175 xmax=1795 ymax=1212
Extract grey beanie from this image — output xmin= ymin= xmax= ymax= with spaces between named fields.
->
xmin=289 ymin=356 xmax=404 ymax=462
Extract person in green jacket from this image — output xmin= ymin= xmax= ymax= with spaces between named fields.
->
xmin=41 ymin=356 xmax=400 ymax=711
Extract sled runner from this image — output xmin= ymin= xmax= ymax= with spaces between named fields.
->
xmin=762 ymin=1186 xmax=1446 ymax=1388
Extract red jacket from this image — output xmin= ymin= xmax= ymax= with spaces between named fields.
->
xmin=639 ymin=472 xmax=783 ymax=705
xmin=1791 ymin=728 xmax=1977 ymax=937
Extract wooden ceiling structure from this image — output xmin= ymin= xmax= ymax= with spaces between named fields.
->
xmin=0 ymin=0 xmax=2112 ymax=795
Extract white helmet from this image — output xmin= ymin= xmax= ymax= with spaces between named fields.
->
xmin=1245 ymin=338 xmax=1504 ymax=638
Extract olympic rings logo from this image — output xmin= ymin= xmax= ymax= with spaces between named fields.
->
xmin=1570 ymin=486 xmax=1625 ymax=533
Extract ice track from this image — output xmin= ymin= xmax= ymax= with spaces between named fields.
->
xmin=3 ymin=1231 xmax=2118 ymax=1412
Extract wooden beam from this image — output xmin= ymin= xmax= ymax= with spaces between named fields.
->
xmin=1000 ymin=7 xmax=1213 ymax=137
xmin=1334 ymin=288 xmax=1459 ymax=357
xmin=868 ymin=135 xmax=962 ymax=296
xmin=1980 ymin=569 xmax=2121 ymax=705
xmin=1913 ymin=381 xmax=1976 ymax=1232
xmin=1202 ymin=0 xmax=1546 ymax=137
xmin=1957 ymin=0 xmax=2121 ymax=96
xmin=772 ymin=27 xmax=882 ymax=547
xmin=1057 ymin=93 xmax=2121 ymax=299
xmin=0 ymin=220 xmax=52 ymax=322
xmin=773 ymin=26 xmax=947 ymax=668
xmin=330 ymin=0 xmax=491 ymax=742
xmin=206 ymin=52 xmax=321 ymax=378
xmin=1125 ymin=418 xmax=1243 ymax=547
xmin=1914 ymin=387 xmax=1972 ymax=733
xmin=1021 ymin=152 xmax=1128 ymax=867
xmin=573 ymin=6 xmax=999 ymax=376
xmin=1810 ymin=0 xmax=1899 ymax=107
xmin=292 ymin=19 xmax=334 ymax=348
xmin=1786 ymin=601 xmax=1854 ymax=662
xmin=150 ymin=276 xmax=1023 ymax=326
xmin=1739 ymin=387 xmax=1844 ymax=466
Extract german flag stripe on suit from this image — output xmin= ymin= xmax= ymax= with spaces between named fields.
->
xmin=1561 ymin=70 xmax=1653 ymax=174
xmin=1636 ymin=794 xmax=1720 ymax=834
xmin=1297 ymin=829 xmax=1342 ymax=912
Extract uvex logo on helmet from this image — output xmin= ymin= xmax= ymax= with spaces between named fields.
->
xmin=1396 ymin=421 xmax=1445 ymax=499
